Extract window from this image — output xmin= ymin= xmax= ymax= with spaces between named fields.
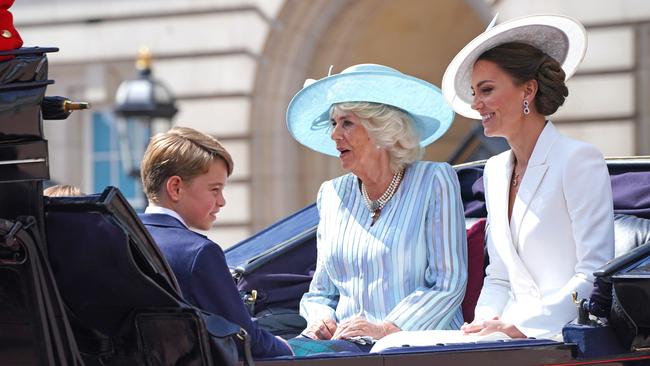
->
xmin=92 ymin=111 xmax=150 ymax=210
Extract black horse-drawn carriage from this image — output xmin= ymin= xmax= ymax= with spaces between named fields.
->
xmin=3 ymin=47 xmax=650 ymax=366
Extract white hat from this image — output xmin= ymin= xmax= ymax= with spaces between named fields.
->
xmin=442 ymin=14 xmax=587 ymax=120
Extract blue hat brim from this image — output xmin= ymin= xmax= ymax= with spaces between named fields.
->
xmin=286 ymin=70 xmax=455 ymax=157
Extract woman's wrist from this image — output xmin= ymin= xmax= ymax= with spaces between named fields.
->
xmin=381 ymin=321 xmax=401 ymax=337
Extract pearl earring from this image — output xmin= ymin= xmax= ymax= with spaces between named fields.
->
xmin=523 ymin=100 xmax=530 ymax=115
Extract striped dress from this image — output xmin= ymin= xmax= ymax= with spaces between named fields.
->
xmin=299 ymin=161 xmax=468 ymax=331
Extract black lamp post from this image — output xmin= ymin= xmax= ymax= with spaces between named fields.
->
xmin=114 ymin=47 xmax=178 ymax=179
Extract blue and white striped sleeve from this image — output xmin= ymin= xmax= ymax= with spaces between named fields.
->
xmin=385 ymin=163 xmax=468 ymax=330
xmin=299 ymin=183 xmax=339 ymax=325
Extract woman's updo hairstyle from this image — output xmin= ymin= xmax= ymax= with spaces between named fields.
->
xmin=477 ymin=42 xmax=568 ymax=116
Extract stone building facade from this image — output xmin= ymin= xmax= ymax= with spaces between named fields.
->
xmin=12 ymin=0 xmax=650 ymax=246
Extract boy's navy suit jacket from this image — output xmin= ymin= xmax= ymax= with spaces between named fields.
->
xmin=139 ymin=213 xmax=291 ymax=358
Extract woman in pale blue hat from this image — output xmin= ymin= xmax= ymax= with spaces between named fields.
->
xmin=286 ymin=64 xmax=468 ymax=347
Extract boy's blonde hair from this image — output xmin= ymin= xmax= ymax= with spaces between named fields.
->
xmin=141 ymin=126 xmax=233 ymax=204
xmin=44 ymin=184 xmax=83 ymax=197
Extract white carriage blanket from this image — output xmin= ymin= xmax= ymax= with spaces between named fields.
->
xmin=370 ymin=330 xmax=511 ymax=353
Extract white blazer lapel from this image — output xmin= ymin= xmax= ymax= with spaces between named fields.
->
xmin=511 ymin=122 xmax=559 ymax=250
xmin=486 ymin=152 xmax=540 ymax=299
xmin=486 ymin=152 xmax=525 ymax=271
xmin=510 ymin=166 xmax=548 ymax=243
xmin=490 ymin=151 xmax=514 ymax=232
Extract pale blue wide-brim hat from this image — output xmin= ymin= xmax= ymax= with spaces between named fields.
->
xmin=286 ymin=64 xmax=455 ymax=157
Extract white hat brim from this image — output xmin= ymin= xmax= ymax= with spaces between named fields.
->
xmin=442 ymin=14 xmax=587 ymax=120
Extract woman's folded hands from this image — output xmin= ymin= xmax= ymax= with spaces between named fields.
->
xmin=304 ymin=316 xmax=400 ymax=340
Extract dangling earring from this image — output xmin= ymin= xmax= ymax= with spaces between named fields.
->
xmin=523 ymin=100 xmax=530 ymax=115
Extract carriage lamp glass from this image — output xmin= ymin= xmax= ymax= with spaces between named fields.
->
xmin=114 ymin=47 xmax=178 ymax=120
xmin=114 ymin=47 xmax=178 ymax=178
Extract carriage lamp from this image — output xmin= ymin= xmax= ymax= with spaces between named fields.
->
xmin=114 ymin=47 xmax=177 ymax=120
xmin=113 ymin=47 xmax=178 ymax=178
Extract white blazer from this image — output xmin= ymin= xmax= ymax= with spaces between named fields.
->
xmin=474 ymin=122 xmax=614 ymax=338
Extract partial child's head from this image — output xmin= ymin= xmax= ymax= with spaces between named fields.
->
xmin=44 ymin=184 xmax=83 ymax=197
xmin=141 ymin=127 xmax=234 ymax=230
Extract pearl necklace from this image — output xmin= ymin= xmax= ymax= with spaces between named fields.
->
xmin=361 ymin=169 xmax=404 ymax=226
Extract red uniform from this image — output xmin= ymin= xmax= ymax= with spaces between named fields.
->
xmin=0 ymin=0 xmax=22 ymax=61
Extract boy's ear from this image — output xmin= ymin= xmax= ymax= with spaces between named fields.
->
xmin=165 ymin=176 xmax=183 ymax=202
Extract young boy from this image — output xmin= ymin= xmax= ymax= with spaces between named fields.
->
xmin=139 ymin=126 xmax=292 ymax=358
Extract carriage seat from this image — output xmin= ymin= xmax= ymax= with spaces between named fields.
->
xmin=45 ymin=187 xmax=241 ymax=365
xmin=461 ymin=218 xmax=486 ymax=323
xmin=561 ymin=214 xmax=650 ymax=358
xmin=613 ymin=213 xmax=650 ymax=256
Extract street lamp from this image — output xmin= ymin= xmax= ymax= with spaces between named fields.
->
xmin=114 ymin=47 xmax=178 ymax=179
xmin=115 ymin=47 xmax=178 ymax=120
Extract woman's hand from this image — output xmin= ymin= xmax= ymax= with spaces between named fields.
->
xmin=303 ymin=318 xmax=338 ymax=340
xmin=461 ymin=316 xmax=526 ymax=338
xmin=332 ymin=316 xmax=400 ymax=340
